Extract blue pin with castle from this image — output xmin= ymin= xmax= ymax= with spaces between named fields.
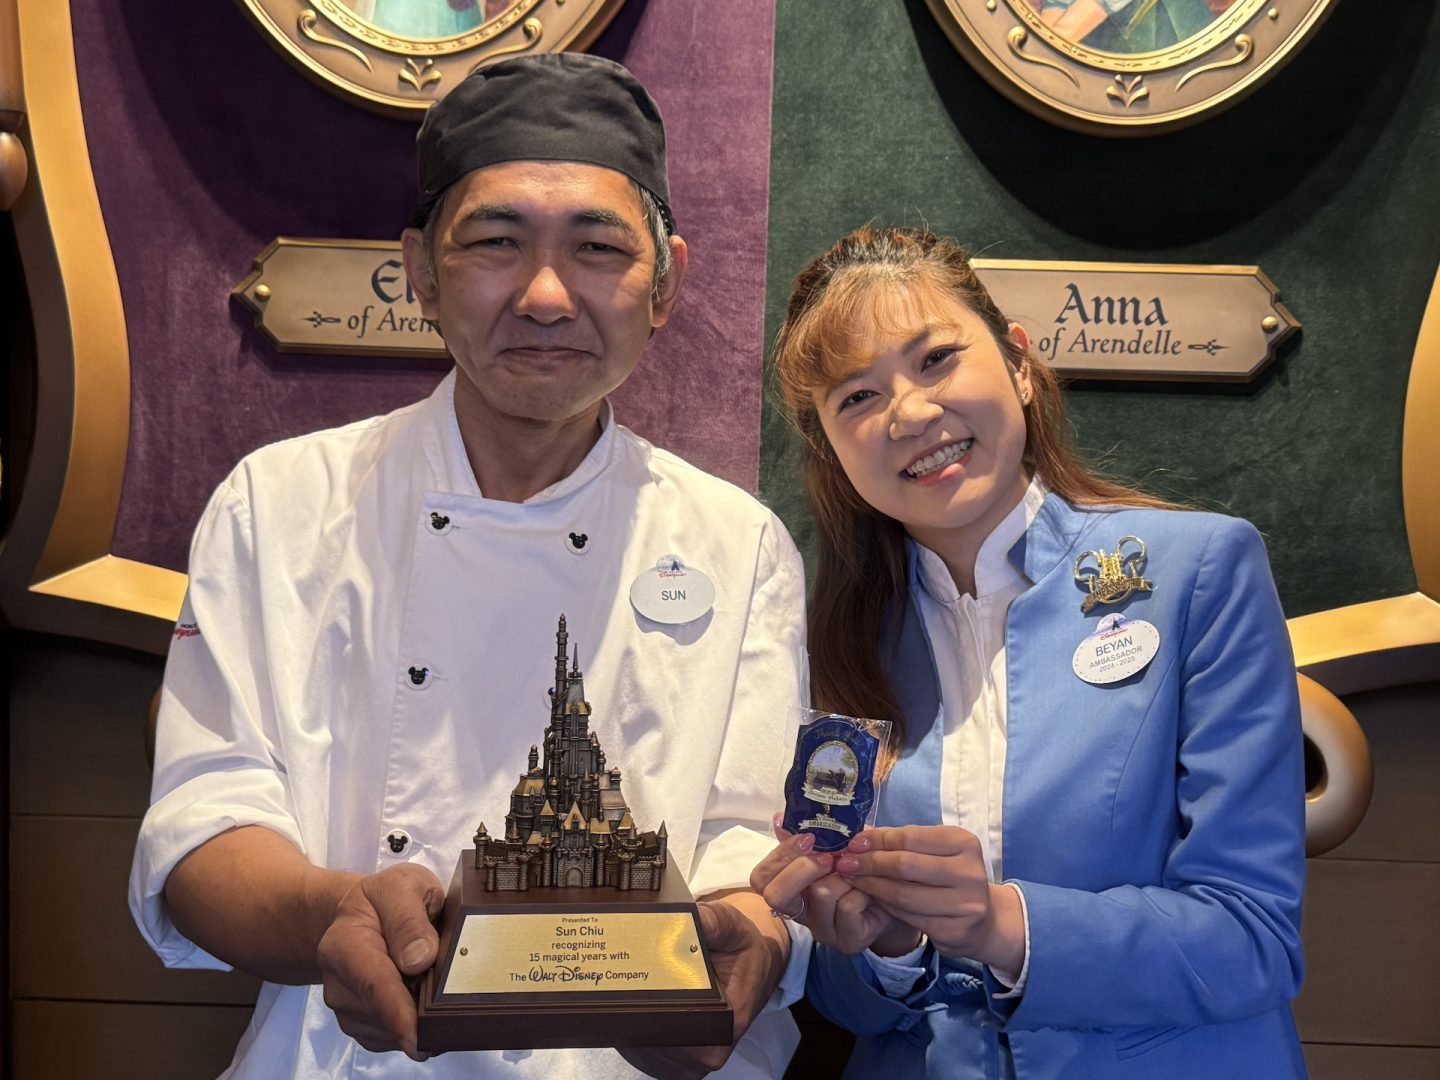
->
xmin=782 ymin=711 xmax=889 ymax=852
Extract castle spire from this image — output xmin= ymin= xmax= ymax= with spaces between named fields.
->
xmin=553 ymin=614 xmax=569 ymax=711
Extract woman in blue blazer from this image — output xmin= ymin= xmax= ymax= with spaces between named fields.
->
xmin=754 ymin=227 xmax=1306 ymax=1078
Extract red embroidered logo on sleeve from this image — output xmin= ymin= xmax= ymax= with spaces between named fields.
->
xmin=173 ymin=622 xmax=201 ymax=640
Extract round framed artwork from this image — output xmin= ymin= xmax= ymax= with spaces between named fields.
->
xmin=236 ymin=0 xmax=627 ymax=117
xmin=926 ymin=0 xmax=1336 ymax=135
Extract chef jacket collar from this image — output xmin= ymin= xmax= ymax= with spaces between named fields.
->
xmin=910 ymin=476 xmax=1047 ymax=603
xmin=423 ymin=369 xmax=618 ymax=503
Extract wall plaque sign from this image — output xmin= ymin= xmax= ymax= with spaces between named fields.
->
xmin=236 ymin=244 xmax=1298 ymax=380
xmin=235 ymin=0 xmax=626 ymax=117
xmin=233 ymin=238 xmax=448 ymax=357
xmin=972 ymin=260 xmax=1298 ymax=381
xmin=925 ymin=0 xmax=1335 ymax=135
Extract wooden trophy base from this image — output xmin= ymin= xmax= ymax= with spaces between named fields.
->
xmin=417 ymin=852 xmax=733 ymax=1053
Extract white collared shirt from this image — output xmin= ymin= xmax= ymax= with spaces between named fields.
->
xmin=914 ymin=479 xmax=1046 ymax=884
xmin=865 ymin=480 xmax=1046 ymax=997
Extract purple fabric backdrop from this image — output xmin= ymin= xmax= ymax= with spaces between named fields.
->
xmin=71 ymin=0 xmax=775 ymax=573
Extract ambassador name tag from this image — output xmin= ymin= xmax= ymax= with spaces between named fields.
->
xmin=629 ymin=555 xmax=715 ymax=625
xmin=1072 ymin=613 xmax=1160 ymax=685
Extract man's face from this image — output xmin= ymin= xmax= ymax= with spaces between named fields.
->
xmin=402 ymin=160 xmax=685 ymax=426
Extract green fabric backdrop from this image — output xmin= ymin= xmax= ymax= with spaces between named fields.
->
xmin=761 ymin=0 xmax=1440 ymax=618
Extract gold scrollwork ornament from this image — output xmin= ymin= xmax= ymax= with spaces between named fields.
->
xmin=400 ymin=58 xmax=442 ymax=92
xmin=299 ymin=10 xmax=372 ymax=71
xmin=1106 ymin=73 xmax=1148 ymax=107
xmin=1007 ymin=27 xmax=1080 ymax=89
xmin=469 ymin=17 xmax=545 ymax=74
xmin=235 ymin=0 xmax=628 ymax=118
xmin=1176 ymin=34 xmax=1256 ymax=91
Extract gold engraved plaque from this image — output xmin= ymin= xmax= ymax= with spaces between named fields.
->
xmin=973 ymin=260 xmax=1298 ymax=382
xmin=234 ymin=0 xmax=629 ymax=118
xmin=442 ymin=912 xmax=710 ymax=995
xmin=926 ymin=0 xmax=1336 ymax=135
xmin=418 ymin=853 xmax=732 ymax=1052
xmin=233 ymin=238 xmax=447 ymax=358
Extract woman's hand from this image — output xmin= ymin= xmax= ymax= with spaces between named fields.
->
xmin=835 ymin=825 xmax=1025 ymax=974
xmin=750 ymin=823 xmax=919 ymax=957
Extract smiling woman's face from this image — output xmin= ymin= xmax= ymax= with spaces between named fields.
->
xmin=815 ymin=278 xmax=1033 ymax=560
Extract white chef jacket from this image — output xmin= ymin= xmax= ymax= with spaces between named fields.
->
xmin=128 ymin=371 xmax=809 ymax=1080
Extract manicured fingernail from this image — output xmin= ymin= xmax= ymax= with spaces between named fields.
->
xmin=402 ymin=939 xmax=432 ymax=968
xmin=772 ymin=812 xmax=785 ymax=832
xmin=849 ymin=834 xmax=873 ymax=852
xmin=795 ymin=832 xmax=815 ymax=852
xmin=836 ymin=856 xmax=859 ymax=875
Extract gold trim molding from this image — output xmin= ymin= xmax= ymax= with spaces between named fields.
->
xmin=925 ymin=0 xmax=1336 ymax=136
xmin=236 ymin=0 xmax=627 ymax=118
xmin=1285 ymin=264 xmax=1440 ymax=693
xmin=1 ymin=0 xmax=25 ymax=210
xmin=1 ymin=0 xmax=185 ymax=653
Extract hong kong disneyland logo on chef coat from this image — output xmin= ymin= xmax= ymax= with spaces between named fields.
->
xmin=972 ymin=260 xmax=1299 ymax=383
xmin=233 ymin=238 xmax=449 ymax=358
xmin=629 ymin=556 xmax=715 ymax=625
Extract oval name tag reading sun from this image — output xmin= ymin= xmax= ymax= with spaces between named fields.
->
xmin=629 ymin=554 xmax=715 ymax=625
xmin=1072 ymin=613 xmax=1160 ymax=685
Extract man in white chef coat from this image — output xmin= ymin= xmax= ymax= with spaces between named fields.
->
xmin=129 ymin=53 xmax=810 ymax=1080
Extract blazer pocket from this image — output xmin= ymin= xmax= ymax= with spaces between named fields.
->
xmin=1114 ymin=1024 xmax=1192 ymax=1060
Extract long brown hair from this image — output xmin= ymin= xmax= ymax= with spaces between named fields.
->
xmin=773 ymin=227 xmax=1180 ymax=754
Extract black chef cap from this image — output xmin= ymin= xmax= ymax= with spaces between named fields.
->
xmin=413 ymin=53 xmax=672 ymax=232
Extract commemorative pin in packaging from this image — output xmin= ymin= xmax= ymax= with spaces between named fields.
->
xmin=782 ymin=709 xmax=891 ymax=852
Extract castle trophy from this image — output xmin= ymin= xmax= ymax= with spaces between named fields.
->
xmin=417 ymin=615 xmax=732 ymax=1052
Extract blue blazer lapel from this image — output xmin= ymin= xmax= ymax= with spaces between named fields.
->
xmin=877 ymin=497 xmax=1115 ymax=836
xmin=1001 ymin=495 xmax=1175 ymax=887
xmin=875 ymin=552 xmax=945 ymax=828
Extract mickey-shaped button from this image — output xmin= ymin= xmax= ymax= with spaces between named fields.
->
xmin=384 ymin=829 xmax=411 ymax=857
xmin=426 ymin=511 xmax=452 ymax=535
xmin=405 ymin=665 xmax=432 ymax=689
xmin=565 ymin=530 xmax=591 ymax=555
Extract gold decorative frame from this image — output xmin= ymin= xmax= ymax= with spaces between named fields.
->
xmin=236 ymin=0 xmax=627 ymax=118
xmin=925 ymin=0 xmax=1336 ymax=135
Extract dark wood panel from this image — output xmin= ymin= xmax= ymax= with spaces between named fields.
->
xmin=1324 ymin=682 xmax=1440 ymax=864
xmin=1303 ymin=1042 xmax=1440 ymax=1080
xmin=8 ymin=635 xmax=163 ymax=818
xmin=11 ymin=1000 xmax=250 ymax=1080
xmin=10 ymin=815 xmax=261 ymax=1005
xmin=1296 ymin=859 xmax=1440 ymax=1048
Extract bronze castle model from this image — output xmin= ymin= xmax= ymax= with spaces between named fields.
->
xmin=471 ymin=615 xmax=668 ymax=892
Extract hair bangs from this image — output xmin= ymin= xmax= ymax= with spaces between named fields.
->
xmin=778 ymin=265 xmax=928 ymax=408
